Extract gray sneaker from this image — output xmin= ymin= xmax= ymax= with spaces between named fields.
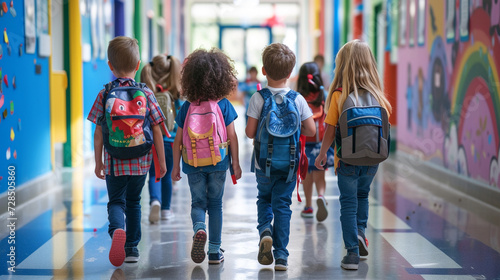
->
xmin=341 ymin=252 xmax=360 ymax=270
xmin=258 ymin=229 xmax=273 ymax=265
xmin=358 ymin=229 xmax=369 ymax=260
xmin=124 ymin=247 xmax=140 ymax=263
xmin=316 ymin=196 xmax=328 ymax=222
xmin=274 ymin=258 xmax=288 ymax=271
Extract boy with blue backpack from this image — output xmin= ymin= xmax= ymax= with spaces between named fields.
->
xmin=245 ymin=43 xmax=316 ymax=271
xmin=87 ymin=36 xmax=167 ymax=267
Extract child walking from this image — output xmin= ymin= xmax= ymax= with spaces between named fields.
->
xmin=171 ymin=48 xmax=242 ymax=264
xmin=296 ymin=62 xmax=335 ymax=222
xmin=140 ymin=54 xmax=183 ymax=223
xmin=246 ymin=43 xmax=316 ymax=271
xmin=314 ymin=40 xmax=392 ymax=270
xmin=87 ymin=36 xmax=167 ymax=266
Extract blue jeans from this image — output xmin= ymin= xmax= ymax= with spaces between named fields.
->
xmin=255 ymin=169 xmax=296 ymax=261
xmin=337 ymin=161 xmax=378 ymax=254
xmin=105 ymin=171 xmax=147 ymax=248
xmin=187 ymin=171 xmax=226 ymax=254
xmin=148 ymin=142 xmax=173 ymax=210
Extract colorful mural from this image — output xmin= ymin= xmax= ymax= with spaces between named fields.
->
xmin=398 ymin=1 xmax=500 ymax=189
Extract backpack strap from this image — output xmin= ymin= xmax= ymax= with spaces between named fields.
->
xmin=103 ymin=80 xmax=121 ymax=95
xmin=285 ymin=136 xmax=297 ymax=183
xmin=258 ymin=88 xmax=272 ymax=100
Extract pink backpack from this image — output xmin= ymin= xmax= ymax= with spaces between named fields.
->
xmin=181 ymin=100 xmax=228 ymax=167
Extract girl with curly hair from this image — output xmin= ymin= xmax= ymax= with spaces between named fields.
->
xmin=171 ymin=48 xmax=242 ymax=264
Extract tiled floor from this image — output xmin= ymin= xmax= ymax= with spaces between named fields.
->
xmin=1 ymin=105 xmax=499 ymax=279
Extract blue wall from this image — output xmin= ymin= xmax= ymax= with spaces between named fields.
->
xmin=0 ymin=0 xmax=51 ymax=192
xmin=81 ymin=12 xmax=112 ymax=157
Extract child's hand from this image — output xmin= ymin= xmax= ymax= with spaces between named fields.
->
xmin=159 ymin=162 xmax=167 ymax=178
xmin=95 ymin=161 xmax=105 ymax=180
xmin=314 ymin=153 xmax=326 ymax=170
xmin=233 ymin=163 xmax=242 ymax=180
xmin=171 ymin=165 xmax=182 ymax=181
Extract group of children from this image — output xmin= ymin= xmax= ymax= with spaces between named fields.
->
xmin=88 ymin=36 xmax=392 ymax=271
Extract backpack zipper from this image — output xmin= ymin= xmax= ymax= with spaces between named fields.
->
xmin=347 ymin=115 xmax=382 ymax=123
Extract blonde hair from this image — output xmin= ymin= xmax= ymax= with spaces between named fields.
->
xmin=325 ymin=40 xmax=392 ymax=114
xmin=140 ymin=54 xmax=181 ymax=99
xmin=108 ymin=36 xmax=140 ymax=74
xmin=262 ymin=43 xmax=296 ymax=81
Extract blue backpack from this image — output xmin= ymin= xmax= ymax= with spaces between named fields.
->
xmin=252 ymin=88 xmax=301 ymax=183
xmin=99 ymin=80 xmax=154 ymax=159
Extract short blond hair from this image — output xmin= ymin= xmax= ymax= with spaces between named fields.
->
xmin=262 ymin=43 xmax=296 ymax=81
xmin=107 ymin=36 xmax=140 ymax=74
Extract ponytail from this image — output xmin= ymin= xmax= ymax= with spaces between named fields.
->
xmin=140 ymin=63 xmax=157 ymax=94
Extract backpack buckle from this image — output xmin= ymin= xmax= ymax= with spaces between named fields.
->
xmin=266 ymin=158 xmax=272 ymax=167
xmin=290 ymin=145 xmax=296 ymax=154
xmin=267 ymin=143 xmax=273 ymax=155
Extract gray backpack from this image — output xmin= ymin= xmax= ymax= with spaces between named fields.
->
xmin=154 ymin=90 xmax=176 ymax=133
xmin=334 ymin=89 xmax=390 ymax=166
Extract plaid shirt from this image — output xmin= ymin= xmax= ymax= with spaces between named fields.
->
xmin=87 ymin=78 xmax=166 ymax=176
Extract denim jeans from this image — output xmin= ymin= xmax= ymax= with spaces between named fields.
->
xmin=255 ymin=169 xmax=296 ymax=261
xmin=187 ymin=171 xmax=226 ymax=254
xmin=148 ymin=142 xmax=173 ymax=210
xmin=105 ymin=171 xmax=147 ymax=248
xmin=337 ymin=161 xmax=378 ymax=254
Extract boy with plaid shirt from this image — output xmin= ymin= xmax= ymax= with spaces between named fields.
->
xmin=87 ymin=36 xmax=167 ymax=266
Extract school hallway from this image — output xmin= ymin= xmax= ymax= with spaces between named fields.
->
xmin=0 ymin=104 xmax=498 ymax=280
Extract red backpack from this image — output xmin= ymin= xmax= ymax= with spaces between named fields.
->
xmin=305 ymin=91 xmax=326 ymax=143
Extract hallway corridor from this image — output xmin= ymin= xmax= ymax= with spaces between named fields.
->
xmin=0 ymin=105 xmax=499 ymax=280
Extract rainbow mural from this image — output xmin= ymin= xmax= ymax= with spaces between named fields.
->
xmin=398 ymin=3 xmax=500 ymax=189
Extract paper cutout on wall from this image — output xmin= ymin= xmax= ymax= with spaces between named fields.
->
xmin=0 ymin=176 xmax=3 ymax=181
xmin=38 ymin=33 xmax=50 ymax=57
xmin=13 ymin=150 xmax=16 ymax=159
xmin=3 ymin=74 xmax=7 ymax=87
xmin=24 ymin=0 xmax=36 ymax=54
xmin=10 ymin=127 xmax=14 ymax=140
xmin=0 ymin=44 xmax=2 ymax=59
xmin=12 ymin=76 xmax=15 ymax=89
xmin=0 ymin=9 xmax=3 ymax=16
xmin=35 ymin=64 xmax=41 ymax=74
xmin=6 ymin=147 xmax=10 ymax=160
xmin=10 ymin=1 xmax=15 ymax=17
xmin=10 ymin=100 xmax=13 ymax=114
xmin=3 ymin=28 xmax=8 ymax=44
xmin=2 ymin=109 xmax=6 ymax=118
xmin=0 ymin=94 xmax=3 ymax=107
xmin=18 ymin=44 xmax=22 ymax=56
xmin=2 ymin=2 xmax=7 ymax=13
xmin=18 ymin=118 xmax=21 ymax=130
xmin=6 ymin=44 xmax=10 ymax=55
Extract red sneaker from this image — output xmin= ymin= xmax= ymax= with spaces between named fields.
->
xmin=301 ymin=207 xmax=314 ymax=218
xmin=109 ymin=229 xmax=126 ymax=266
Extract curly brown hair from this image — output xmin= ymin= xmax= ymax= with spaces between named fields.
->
xmin=181 ymin=48 xmax=237 ymax=102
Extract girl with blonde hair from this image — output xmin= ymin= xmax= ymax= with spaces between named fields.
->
xmin=140 ymin=54 xmax=183 ymax=223
xmin=315 ymin=40 xmax=392 ymax=270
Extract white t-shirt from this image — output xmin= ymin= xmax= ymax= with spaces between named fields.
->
xmin=246 ymin=86 xmax=313 ymax=121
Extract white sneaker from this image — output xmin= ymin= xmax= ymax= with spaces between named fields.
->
xmin=161 ymin=209 xmax=174 ymax=220
xmin=149 ymin=200 xmax=161 ymax=224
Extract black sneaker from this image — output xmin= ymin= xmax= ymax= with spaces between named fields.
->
xmin=341 ymin=252 xmax=360 ymax=270
xmin=258 ymin=229 xmax=273 ymax=265
xmin=274 ymin=258 xmax=288 ymax=271
xmin=191 ymin=229 xmax=207 ymax=263
xmin=124 ymin=247 xmax=140 ymax=263
xmin=357 ymin=229 xmax=369 ymax=260
xmin=208 ymin=249 xmax=225 ymax=264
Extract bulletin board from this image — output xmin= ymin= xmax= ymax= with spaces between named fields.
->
xmin=0 ymin=0 xmax=51 ymax=192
